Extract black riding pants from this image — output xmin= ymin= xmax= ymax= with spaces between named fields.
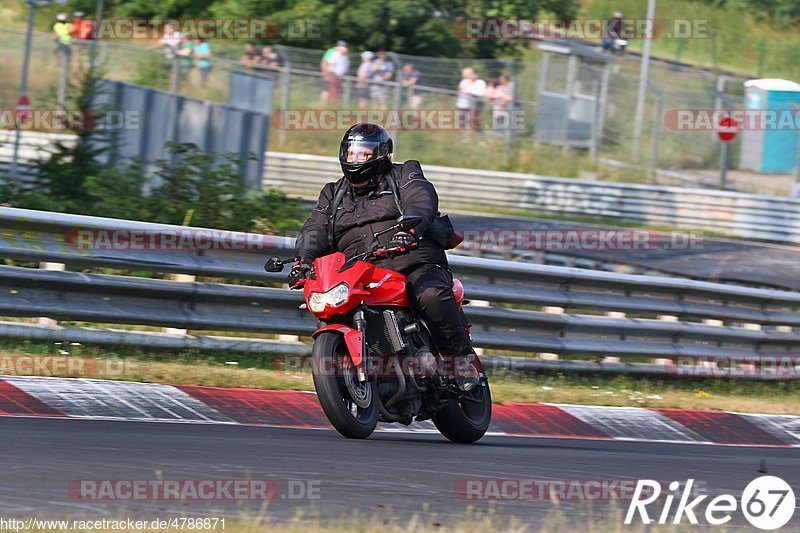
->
xmin=403 ymin=264 xmax=473 ymax=357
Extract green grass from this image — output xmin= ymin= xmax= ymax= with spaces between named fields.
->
xmin=581 ymin=0 xmax=800 ymax=80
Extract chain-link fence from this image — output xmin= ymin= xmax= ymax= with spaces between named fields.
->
xmin=0 ymin=26 xmax=755 ymax=185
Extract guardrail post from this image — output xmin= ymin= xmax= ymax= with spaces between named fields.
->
xmin=37 ymin=262 xmax=65 ymax=327
xmin=164 ymin=273 xmax=195 ymax=335
xmin=602 ymin=311 xmax=626 ymax=362
xmin=539 ymin=306 xmax=564 ymax=360
xmin=468 ymin=299 xmax=490 ymax=355
xmin=654 ymin=315 xmax=679 ymax=365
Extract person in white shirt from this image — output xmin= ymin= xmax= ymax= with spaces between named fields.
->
xmin=326 ymin=40 xmax=350 ymax=102
xmin=456 ymin=68 xmax=487 ymax=131
xmin=150 ymin=23 xmax=182 ymax=59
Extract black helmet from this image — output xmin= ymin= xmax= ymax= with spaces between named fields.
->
xmin=339 ymin=123 xmax=393 ymax=186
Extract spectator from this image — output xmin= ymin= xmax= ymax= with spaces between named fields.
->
xmin=193 ymin=36 xmax=212 ymax=86
xmin=326 ymin=40 xmax=350 ymax=103
xmin=400 ymin=63 xmax=422 ymax=109
xmin=492 ymin=74 xmax=514 ymax=132
xmin=52 ymin=13 xmax=73 ymax=65
xmin=149 ymin=22 xmax=182 ymax=59
xmin=320 ymin=44 xmax=338 ymax=102
xmin=369 ymin=50 xmax=394 ymax=109
xmin=457 ymin=67 xmax=486 ymax=131
xmin=259 ymin=46 xmax=281 ymax=69
xmin=241 ymin=43 xmax=262 ymax=67
xmin=71 ymin=12 xmax=94 ymax=41
xmin=356 ymin=51 xmax=374 ymax=109
xmin=484 ymin=78 xmax=498 ymax=127
xmin=603 ymin=11 xmax=626 ymax=53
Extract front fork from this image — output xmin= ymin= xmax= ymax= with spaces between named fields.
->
xmin=353 ymin=308 xmax=369 ymax=382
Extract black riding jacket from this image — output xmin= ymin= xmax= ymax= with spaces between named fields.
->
xmin=295 ymin=161 xmax=448 ymax=273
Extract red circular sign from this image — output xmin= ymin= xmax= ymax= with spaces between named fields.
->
xmin=717 ymin=116 xmax=738 ymax=142
xmin=14 ymin=94 xmax=31 ymax=125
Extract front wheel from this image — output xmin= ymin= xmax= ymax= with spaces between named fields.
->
xmin=433 ymin=379 xmax=492 ymax=443
xmin=312 ymin=332 xmax=379 ymax=439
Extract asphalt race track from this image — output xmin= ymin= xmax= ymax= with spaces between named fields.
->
xmin=449 ymin=213 xmax=800 ymax=290
xmin=2 ymin=417 xmax=799 ymax=529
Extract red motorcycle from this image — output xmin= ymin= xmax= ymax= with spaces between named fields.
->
xmin=266 ymin=216 xmax=491 ymax=442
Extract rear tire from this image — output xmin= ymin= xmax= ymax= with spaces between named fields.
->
xmin=432 ymin=380 xmax=492 ymax=443
xmin=312 ymin=332 xmax=379 ymax=439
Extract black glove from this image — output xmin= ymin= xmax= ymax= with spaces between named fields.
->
xmin=387 ymin=231 xmax=416 ymax=249
xmin=287 ymin=257 xmax=312 ymax=289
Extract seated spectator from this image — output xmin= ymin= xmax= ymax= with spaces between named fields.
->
xmin=241 ymin=43 xmax=262 ymax=67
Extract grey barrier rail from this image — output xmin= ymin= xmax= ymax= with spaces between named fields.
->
xmin=4 ymin=131 xmax=800 ymax=244
xmin=262 ymin=152 xmax=800 ymax=244
xmin=1 ymin=207 xmax=800 ymax=379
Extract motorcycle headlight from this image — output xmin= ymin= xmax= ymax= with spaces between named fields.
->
xmin=308 ymin=283 xmax=349 ymax=313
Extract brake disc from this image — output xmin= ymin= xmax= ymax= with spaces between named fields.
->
xmin=342 ymin=357 xmax=372 ymax=409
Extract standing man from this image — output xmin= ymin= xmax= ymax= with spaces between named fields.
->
xmin=52 ymin=13 xmax=73 ymax=66
xmin=369 ymin=50 xmax=395 ymax=110
xmin=193 ymin=37 xmax=212 ymax=86
xmin=400 ymin=63 xmax=422 ymax=109
xmin=356 ymin=51 xmax=374 ymax=109
xmin=326 ymin=40 xmax=350 ymax=103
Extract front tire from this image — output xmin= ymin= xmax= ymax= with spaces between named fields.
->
xmin=433 ymin=380 xmax=492 ymax=443
xmin=312 ymin=332 xmax=379 ymax=439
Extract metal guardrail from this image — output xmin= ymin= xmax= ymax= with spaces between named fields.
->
xmin=263 ymin=152 xmax=800 ymax=244
xmin=4 ymin=131 xmax=800 ymax=244
xmin=1 ymin=207 xmax=800 ymax=379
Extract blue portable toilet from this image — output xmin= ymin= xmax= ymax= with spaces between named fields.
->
xmin=739 ymin=78 xmax=800 ymax=174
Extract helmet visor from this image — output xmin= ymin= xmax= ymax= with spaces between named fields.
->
xmin=340 ymin=140 xmax=383 ymax=164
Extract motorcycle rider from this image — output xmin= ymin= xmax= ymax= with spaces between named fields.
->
xmin=289 ymin=122 xmax=480 ymax=391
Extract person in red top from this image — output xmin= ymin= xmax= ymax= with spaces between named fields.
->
xmin=71 ymin=12 xmax=94 ymax=41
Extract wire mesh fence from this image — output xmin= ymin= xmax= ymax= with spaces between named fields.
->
xmin=0 ymin=26 xmax=757 ymax=184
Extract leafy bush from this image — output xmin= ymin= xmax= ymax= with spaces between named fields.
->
xmin=3 ymin=140 xmax=306 ymax=234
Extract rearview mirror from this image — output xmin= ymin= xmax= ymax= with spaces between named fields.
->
xmin=397 ymin=215 xmax=423 ymax=231
xmin=264 ymin=257 xmax=286 ymax=273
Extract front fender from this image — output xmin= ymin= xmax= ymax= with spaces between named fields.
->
xmin=312 ymin=324 xmax=364 ymax=367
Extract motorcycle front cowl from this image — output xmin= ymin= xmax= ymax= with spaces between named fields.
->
xmin=303 ymin=252 xmax=372 ymax=319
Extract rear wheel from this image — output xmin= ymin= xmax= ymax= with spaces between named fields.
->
xmin=432 ymin=379 xmax=492 ymax=443
xmin=312 ymin=332 xmax=379 ymax=439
